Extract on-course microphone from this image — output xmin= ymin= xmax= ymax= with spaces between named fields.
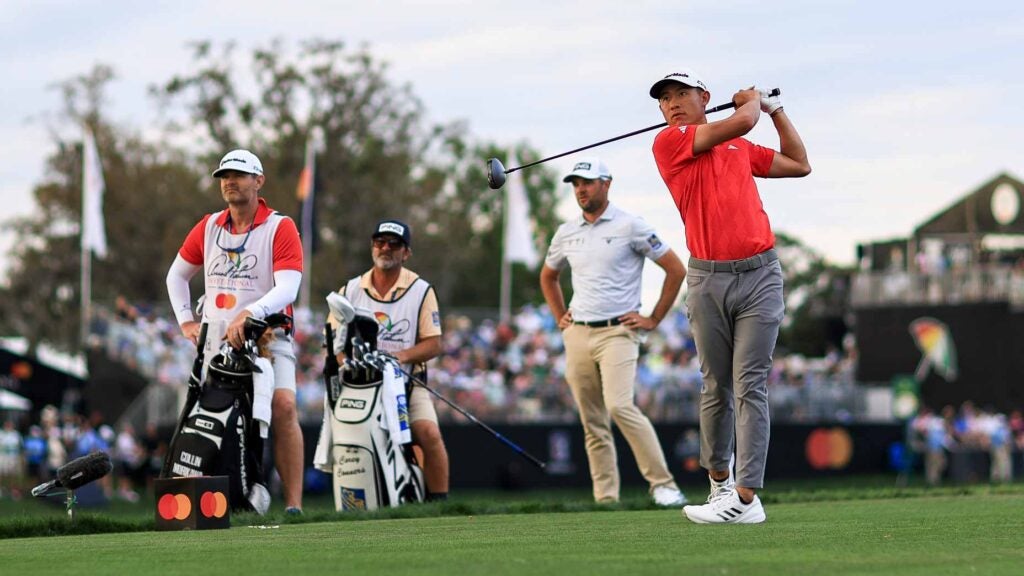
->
xmin=31 ymin=451 xmax=114 ymax=497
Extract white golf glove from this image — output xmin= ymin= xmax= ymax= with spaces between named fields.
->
xmin=759 ymin=88 xmax=783 ymax=115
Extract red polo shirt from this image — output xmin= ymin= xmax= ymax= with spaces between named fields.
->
xmin=653 ymin=124 xmax=776 ymax=261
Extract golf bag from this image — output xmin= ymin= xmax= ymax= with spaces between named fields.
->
xmin=316 ymin=309 xmax=425 ymax=511
xmin=161 ymin=317 xmax=284 ymax=514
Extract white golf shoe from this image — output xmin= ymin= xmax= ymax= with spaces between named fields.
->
xmin=682 ymin=489 xmax=766 ymax=524
xmin=651 ymin=485 xmax=688 ymax=507
xmin=708 ymin=473 xmax=735 ymax=500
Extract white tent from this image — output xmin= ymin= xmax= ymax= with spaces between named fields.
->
xmin=0 ymin=389 xmax=31 ymax=411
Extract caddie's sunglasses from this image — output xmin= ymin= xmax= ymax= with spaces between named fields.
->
xmin=372 ymin=237 xmax=406 ymax=249
xmin=216 ymin=215 xmax=253 ymax=255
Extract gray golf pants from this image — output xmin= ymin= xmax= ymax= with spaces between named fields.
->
xmin=685 ymin=252 xmax=784 ymax=489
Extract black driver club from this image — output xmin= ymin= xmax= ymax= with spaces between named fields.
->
xmin=486 ymin=88 xmax=780 ymax=189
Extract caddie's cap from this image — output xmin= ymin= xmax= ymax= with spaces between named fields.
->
xmin=649 ymin=68 xmax=709 ymax=99
xmin=372 ymin=219 xmax=412 ymax=247
xmin=212 ymin=149 xmax=264 ymax=177
xmin=562 ymin=157 xmax=612 ymax=183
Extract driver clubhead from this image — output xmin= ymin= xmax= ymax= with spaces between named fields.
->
xmin=486 ymin=158 xmax=507 ymax=190
xmin=326 ymin=292 xmax=356 ymax=324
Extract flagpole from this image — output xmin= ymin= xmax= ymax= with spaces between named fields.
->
xmin=499 ymin=183 xmax=512 ymax=323
xmin=299 ymin=136 xmax=314 ymax=311
xmin=79 ymin=137 xmax=91 ymax=348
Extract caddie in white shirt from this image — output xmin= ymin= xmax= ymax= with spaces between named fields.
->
xmin=539 ymin=156 xmax=689 ymax=507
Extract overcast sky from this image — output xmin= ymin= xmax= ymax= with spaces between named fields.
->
xmin=2 ymin=1 xmax=1022 ymax=311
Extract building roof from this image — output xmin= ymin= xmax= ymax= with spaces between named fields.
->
xmin=914 ymin=172 xmax=1024 ymax=237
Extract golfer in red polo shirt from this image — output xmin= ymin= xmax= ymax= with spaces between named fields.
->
xmin=649 ymin=69 xmax=811 ymax=524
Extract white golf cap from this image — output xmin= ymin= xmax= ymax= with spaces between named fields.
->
xmin=649 ymin=68 xmax=708 ymax=98
xmin=562 ymin=157 xmax=612 ymax=182
xmin=212 ymin=149 xmax=264 ymax=177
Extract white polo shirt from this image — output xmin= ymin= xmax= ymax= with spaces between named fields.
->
xmin=545 ymin=203 xmax=670 ymax=322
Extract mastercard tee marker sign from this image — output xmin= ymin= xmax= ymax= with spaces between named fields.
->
xmin=155 ymin=476 xmax=231 ymax=531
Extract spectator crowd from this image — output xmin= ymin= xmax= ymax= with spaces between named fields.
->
xmin=910 ymin=401 xmax=1022 ymax=485
xmin=0 ymin=404 xmax=165 ymax=502
xmin=86 ymin=299 xmax=865 ymax=426
xmin=3 ymin=299 xmax=1022 ymax=500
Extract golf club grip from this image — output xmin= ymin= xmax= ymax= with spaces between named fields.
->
xmin=197 ymin=322 xmax=208 ymax=352
xmin=705 ymin=87 xmax=781 ymax=114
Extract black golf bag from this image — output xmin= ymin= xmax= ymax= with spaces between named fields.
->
xmin=162 ymin=317 xmax=285 ymax=514
xmin=317 ymin=309 xmax=424 ymax=511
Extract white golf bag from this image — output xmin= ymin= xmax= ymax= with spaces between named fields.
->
xmin=315 ymin=300 xmax=425 ymax=511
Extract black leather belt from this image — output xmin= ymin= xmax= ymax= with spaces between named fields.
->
xmin=689 ymin=249 xmax=778 ymax=274
xmin=573 ymin=317 xmax=623 ymax=328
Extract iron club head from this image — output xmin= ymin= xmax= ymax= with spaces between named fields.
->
xmin=486 ymin=157 xmax=507 ymax=190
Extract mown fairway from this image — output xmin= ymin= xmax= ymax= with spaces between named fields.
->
xmin=2 ymin=493 xmax=1022 ymax=576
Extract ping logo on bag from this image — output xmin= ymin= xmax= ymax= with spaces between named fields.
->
xmin=340 ymin=398 xmax=366 ymax=409
xmin=340 ymin=487 xmax=367 ymax=510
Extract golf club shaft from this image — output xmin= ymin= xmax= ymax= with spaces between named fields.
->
xmin=375 ymin=357 xmax=546 ymax=469
xmin=506 ymin=89 xmax=779 ymax=175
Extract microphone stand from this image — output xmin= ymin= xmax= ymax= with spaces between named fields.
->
xmin=66 ymin=489 xmax=77 ymax=521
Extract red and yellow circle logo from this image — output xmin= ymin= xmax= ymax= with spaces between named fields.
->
xmin=214 ymin=293 xmax=238 ymax=309
xmin=158 ymin=493 xmax=193 ymax=520
xmin=200 ymin=491 xmax=228 ymax=518
xmin=805 ymin=427 xmax=853 ymax=470
xmin=159 ymin=491 xmax=227 ymax=520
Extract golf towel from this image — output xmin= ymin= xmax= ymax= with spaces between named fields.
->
xmin=381 ymin=365 xmax=412 ymax=445
xmin=252 ymin=357 xmax=274 ymax=439
xmin=313 ymin=395 xmax=333 ymax=473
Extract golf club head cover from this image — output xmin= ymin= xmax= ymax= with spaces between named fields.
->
xmin=57 ymin=451 xmax=114 ymax=490
xmin=759 ymin=87 xmax=782 ymax=115
xmin=326 ymin=292 xmax=355 ymax=351
xmin=326 ymin=292 xmax=356 ymax=324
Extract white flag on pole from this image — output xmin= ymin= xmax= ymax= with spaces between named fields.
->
xmin=82 ymin=126 xmax=108 ymax=258
xmin=503 ymin=150 xmax=539 ymax=268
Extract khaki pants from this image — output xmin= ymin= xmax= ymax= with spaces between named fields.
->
xmin=563 ymin=323 xmax=677 ymax=502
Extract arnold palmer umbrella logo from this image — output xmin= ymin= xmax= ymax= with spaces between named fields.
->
xmin=909 ymin=318 xmax=958 ymax=382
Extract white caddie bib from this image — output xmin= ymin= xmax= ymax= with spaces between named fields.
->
xmin=198 ymin=210 xmax=286 ymax=360
xmin=344 ymin=275 xmax=431 ymax=375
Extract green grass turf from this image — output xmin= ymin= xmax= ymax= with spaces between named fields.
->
xmin=1 ymin=494 xmax=1023 ymax=576
xmin=1 ymin=477 xmax=1023 ymax=575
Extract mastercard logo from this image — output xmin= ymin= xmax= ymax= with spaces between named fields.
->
xmin=158 ymin=491 xmax=228 ymax=520
xmin=200 ymin=491 xmax=229 ymax=518
xmin=805 ymin=427 xmax=853 ymax=470
xmin=214 ymin=293 xmax=238 ymax=309
xmin=158 ymin=493 xmax=193 ymax=520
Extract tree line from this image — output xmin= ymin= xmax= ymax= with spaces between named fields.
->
xmin=1 ymin=40 xmax=561 ymax=351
